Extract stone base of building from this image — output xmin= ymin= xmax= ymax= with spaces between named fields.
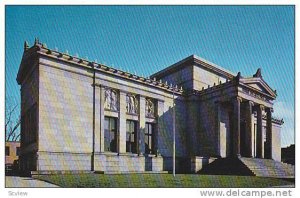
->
xmin=33 ymin=151 xmax=222 ymax=174
xmin=36 ymin=151 xmax=165 ymax=174
xmin=37 ymin=151 xmax=92 ymax=171
xmin=94 ymin=153 xmax=164 ymax=173
xmin=190 ymin=156 xmax=217 ymax=173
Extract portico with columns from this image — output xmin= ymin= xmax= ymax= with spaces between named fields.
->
xmin=230 ymin=96 xmax=274 ymax=159
xmin=195 ymin=69 xmax=282 ymax=161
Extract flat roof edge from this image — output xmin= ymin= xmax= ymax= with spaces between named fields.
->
xmin=151 ymin=54 xmax=236 ymax=79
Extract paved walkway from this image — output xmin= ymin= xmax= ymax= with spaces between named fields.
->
xmin=5 ymin=176 xmax=59 ymax=188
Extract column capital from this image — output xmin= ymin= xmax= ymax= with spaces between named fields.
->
xmin=256 ymin=104 xmax=264 ymax=111
xmin=265 ymin=107 xmax=274 ymax=113
xmin=243 ymin=100 xmax=254 ymax=107
xmin=248 ymin=100 xmax=254 ymax=106
xmin=232 ymin=96 xmax=243 ymax=103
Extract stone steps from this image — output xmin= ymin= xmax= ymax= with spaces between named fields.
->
xmin=239 ymin=157 xmax=295 ymax=178
xmin=198 ymin=157 xmax=295 ymax=178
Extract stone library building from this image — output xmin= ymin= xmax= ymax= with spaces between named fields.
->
xmin=17 ymin=39 xmax=286 ymax=175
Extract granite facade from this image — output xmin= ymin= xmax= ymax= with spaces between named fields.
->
xmin=17 ymin=41 xmax=284 ymax=174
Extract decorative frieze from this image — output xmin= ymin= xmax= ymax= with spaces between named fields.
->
xmin=126 ymin=94 xmax=138 ymax=114
xmin=104 ymin=88 xmax=118 ymax=111
xmin=241 ymin=87 xmax=268 ymax=102
xmin=145 ymin=98 xmax=155 ymax=118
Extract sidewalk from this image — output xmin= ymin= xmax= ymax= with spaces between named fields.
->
xmin=5 ymin=176 xmax=59 ymax=188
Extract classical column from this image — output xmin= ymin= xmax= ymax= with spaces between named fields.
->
xmin=99 ymin=86 xmax=105 ymax=152
xmin=265 ymin=107 xmax=273 ymax=159
xmin=256 ymin=104 xmax=264 ymax=158
xmin=245 ymin=101 xmax=254 ymax=157
xmin=215 ymin=101 xmax=221 ymax=157
xmin=118 ymin=91 xmax=127 ymax=153
xmin=156 ymin=100 xmax=164 ymax=155
xmin=232 ymin=97 xmax=242 ymax=157
xmin=138 ymin=96 xmax=146 ymax=155
xmin=94 ymin=85 xmax=101 ymax=153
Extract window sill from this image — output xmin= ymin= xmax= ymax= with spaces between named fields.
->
xmin=145 ymin=116 xmax=156 ymax=119
xmin=119 ymin=153 xmax=139 ymax=157
xmin=103 ymin=152 xmax=118 ymax=156
xmin=104 ymin=109 xmax=119 ymax=113
xmin=126 ymin=112 xmax=138 ymax=116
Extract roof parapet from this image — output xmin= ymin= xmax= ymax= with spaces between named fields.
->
xmin=191 ymin=79 xmax=234 ymax=96
xmin=24 ymin=39 xmax=183 ymax=94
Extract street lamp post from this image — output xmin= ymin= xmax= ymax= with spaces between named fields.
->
xmin=172 ymin=86 xmax=176 ymax=177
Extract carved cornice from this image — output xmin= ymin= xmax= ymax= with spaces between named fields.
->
xmin=189 ymin=77 xmax=276 ymax=106
xmin=271 ymin=117 xmax=284 ymax=125
xmin=189 ymin=79 xmax=234 ymax=97
xmin=19 ymin=39 xmax=184 ymax=95
xmin=239 ymin=84 xmax=274 ymax=103
xmin=259 ymin=114 xmax=284 ymax=125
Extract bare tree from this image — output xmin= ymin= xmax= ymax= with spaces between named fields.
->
xmin=5 ymin=103 xmax=21 ymax=142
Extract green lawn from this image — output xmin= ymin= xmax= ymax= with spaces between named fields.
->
xmin=34 ymin=174 xmax=294 ymax=188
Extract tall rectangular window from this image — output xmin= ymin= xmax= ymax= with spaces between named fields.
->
xmin=126 ymin=120 xmax=137 ymax=153
xmin=104 ymin=117 xmax=117 ymax=152
xmin=5 ymin=146 xmax=10 ymax=156
xmin=145 ymin=123 xmax=155 ymax=154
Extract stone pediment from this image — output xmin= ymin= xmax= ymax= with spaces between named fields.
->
xmin=240 ymin=77 xmax=277 ymax=98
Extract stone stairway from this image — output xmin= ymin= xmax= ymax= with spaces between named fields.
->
xmin=198 ymin=157 xmax=295 ymax=178
xmin=239 ymin=157 xmax=295 ymax=178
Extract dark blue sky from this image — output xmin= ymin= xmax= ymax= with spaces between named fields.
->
xmin=5 ymin=5 xmax=294 ymax=146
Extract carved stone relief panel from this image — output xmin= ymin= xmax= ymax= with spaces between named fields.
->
xmin=104 ymin=88 xmax=118 ymax=111
xmin=145 ymin=98 xmax=155 ymax=118
xmin=126 ymin=94 xmax=138 ymax=114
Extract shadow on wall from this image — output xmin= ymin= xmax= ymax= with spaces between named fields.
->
xmin=154 ymin=99 xmax=192 ymax=173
